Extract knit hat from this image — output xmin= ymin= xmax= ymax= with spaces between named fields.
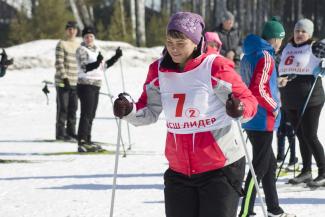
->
xmin=295 ymin=18 xmax=314 ymax=37
xmin=205 ymin=32 xmax=222 ymax=47
xmin=82 ymin=26 xmax=96 ymax=37
xmin=262 ymin=17 xmax=285 ymax=39
xmin=65 ymin=21 xmax=77 ymax=29
xmin=167 ymin=12 xmax=205 ymax=45
xmin=221 ymin=11 xmax=234 ymax=22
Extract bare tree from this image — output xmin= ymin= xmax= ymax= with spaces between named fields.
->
xmin=68 ymin=0 xmax=84 ymax=29
xmin=118 ymin=0 xmax=126 ymax=37
xmin=236 ymin=0 xmax=244 ymax=32
xmin=130 ymin=0 xmax=136 ymax=41
xmin=200 ymin=0 xmax=206 ymax=20
xmin=135 ymin=0 xmax=146 ymax=46
xmin=78 ymin=0 xmax=94 ymax=26
xmin=171 ymin=0 xmax=181 ymax=14
xmin=161 ymin=0 xmax=172 ymax=16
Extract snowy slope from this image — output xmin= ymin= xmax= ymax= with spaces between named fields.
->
xmin=0 ymin=40 xmax=325 ymax=217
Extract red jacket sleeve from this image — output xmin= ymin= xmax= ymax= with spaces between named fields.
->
xmin=211 ymin=56 xmax=258 ymax=119
xmin=249 ymin=51 xmax=277 ymax=112
xmin=136 ymin=60 xmax=159 ymax=111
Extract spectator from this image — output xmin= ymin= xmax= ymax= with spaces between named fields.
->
xmin=214 ymin=11 xmax=242 ymax=66
xmin=76 ymin=26 xmax=122 ymax=152
xmin=54 ymin=21 xmax=80 ymax=141
xmin=204 ymin=32 xmax=222 ymax=54
xmin=0 ymin=49 xmax=13 ymax=78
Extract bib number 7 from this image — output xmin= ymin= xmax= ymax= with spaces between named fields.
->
xmin=173 ymin=93 xmax=185 ymax=117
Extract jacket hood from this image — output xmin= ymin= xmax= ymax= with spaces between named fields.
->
xmin=243 ymin=34 xmax=274 ymax=55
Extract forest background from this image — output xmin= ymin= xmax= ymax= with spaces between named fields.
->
xmin=0 ymin=0 xmax=324 ymax=48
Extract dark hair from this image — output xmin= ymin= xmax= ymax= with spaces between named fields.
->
xmin=167 ymin=30 xmax=188 ymax=40
xmin=290 ymin=37 xmax=314 ymax=47
xmin=82 ymin=26 xmax=96 ymax=37
xmin=65 ymin=21 xmax=78 ymax=29
xmin=160 ymin=36 xmax=204 ymax=70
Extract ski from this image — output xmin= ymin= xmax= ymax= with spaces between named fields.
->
xmin=36 ymin=150 xmax=113 ymax=156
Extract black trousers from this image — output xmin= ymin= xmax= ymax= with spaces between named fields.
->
xmin=164 ymin=157 xmax=245 ymax=217
xmin=56 ymin=87 xmax=78 ymax=137
xmin=239 ymin=131 xmax=283 ymax=217
xmin=286 ymin=103 xmax=325 ymax=174
xmin=77 ymin=84 xmax=100 ymax=142
xmin=277 ymin=108 xmax=296 ymax=162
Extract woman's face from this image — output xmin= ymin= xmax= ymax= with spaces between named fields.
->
xmin=165 ymin=36 xmax=197 ymax=64
xmin=83 ymin=34 xmax=95 ymax=46
xmin=294 ymin=28 xmax=310 ymax=44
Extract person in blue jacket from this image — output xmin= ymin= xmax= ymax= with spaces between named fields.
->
xmin=239 ymin=18 xmax=295 ymax=217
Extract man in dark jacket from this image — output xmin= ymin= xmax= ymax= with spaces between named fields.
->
xmin=214 ymin=11 xmax=242 ymax=65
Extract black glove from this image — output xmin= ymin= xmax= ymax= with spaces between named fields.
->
xmin=63 ymin=78 xmax=70 ymax=90
xmin=226 ymin=93 xmax=244 ymax=118
xmin=312 ymin=39 xmax=325 ymax=58
xmin=85 ymin=52 xmax=103 ymax=72
xmin=113 ymin=93 xmax=133 ymax=119
xmin=97 ymin=52 xmax=104 ymax=62
xmin=106 ymin=47 xmax=122 ymax=68
xmin=115 ymin=47 xmax=122 ymax=59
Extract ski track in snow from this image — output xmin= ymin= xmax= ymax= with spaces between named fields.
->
xmin=1 ymin=40 xmax=325 ymax=217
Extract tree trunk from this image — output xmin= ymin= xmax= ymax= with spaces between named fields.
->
xmin=214 ymin=0 xmax=227 ymax=28
xmin=192 ymin=0 xmax=197 ymax=13
xmin=68 ymin=0 xmax=84 ymax=30
xmin=200 ymin=0 xmax=206 ymax=20
xmin=130 ymin=0 xmax=136 ymax=41
xmin=119 ymin=0 xmax=126 ymax=37
xmin=236 ymin=0 xmax=244 ymax=33
xmin=135 ymin=0 xmax=146 ymax=46
xmin=171 ymin=0 xmax=181 ymax=14
xmin=161 ymin=0 xmax=171 ymax=16
xmin=79 ymin=3 xmax=93 ymax=26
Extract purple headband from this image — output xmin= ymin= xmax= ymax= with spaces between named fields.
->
xmin=167 ymin=12 xmax=205 ymax=45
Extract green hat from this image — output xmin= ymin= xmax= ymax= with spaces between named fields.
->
xmin=262 ymin=17 xmax=285 ymax=39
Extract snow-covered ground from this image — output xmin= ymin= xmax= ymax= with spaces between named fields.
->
xmin=1 ymin=40 xmax=325 ymax=217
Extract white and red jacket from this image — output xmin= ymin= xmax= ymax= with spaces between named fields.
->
xmin=125 ymin=53 xmax=257 ymax=176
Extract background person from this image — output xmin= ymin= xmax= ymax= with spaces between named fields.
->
xmin=54 ymin=21 xmax=79 ymax=141
xmin=204 ymin=32 xmax=222 ymax=54
xmin=76 ymin=26 xmax=122 ymax=152
xmin=278 ymin=18 xmax=325 ymax=187
xmin=0 ymin=49 xmax=13 ymax=78
xmin=238 ymin=17 xmax=294 ymax=217
xmin=213 ymin=11 xmax=242 ymax=65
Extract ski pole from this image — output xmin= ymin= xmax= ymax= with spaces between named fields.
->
xmin=236 ymin=120 xmax=268 ymax=217
xmin=109 ymin=119 xmax=122 ymax=217
xmin=103 ymin=70 xmax=127 ymax=157
xmin=119 ymin=59 xmax=133 ymax=150
xmin=276 ymin=76 xmax=319 ymax=181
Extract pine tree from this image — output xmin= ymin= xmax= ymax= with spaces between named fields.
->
xmin=146 ymin=12 xmax=169 ymax=47
xmin=8 ymin=7 xmax=34 ymax=45
xmin=32 ymin=0 xmax=74 ymax=39
xmin=107 ymin=0 xmax=133 ymax=44
xmin=96 ymin=20 xmax=109 ymax=40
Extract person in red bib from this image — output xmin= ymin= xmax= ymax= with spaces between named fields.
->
xmin=113 ymin=12 xmax=257 ymax=217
